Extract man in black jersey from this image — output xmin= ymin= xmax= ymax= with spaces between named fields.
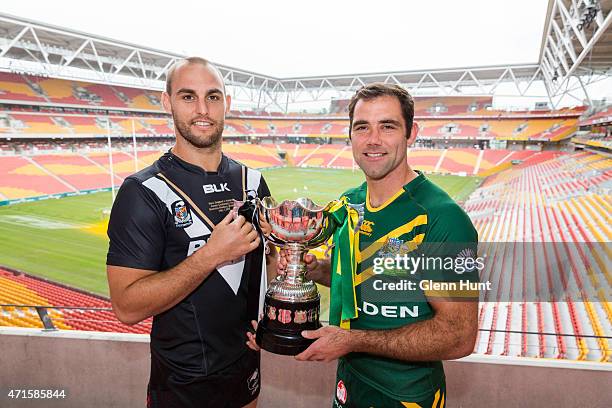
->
xmin=106 ymin=57 xmax=275 ymax=408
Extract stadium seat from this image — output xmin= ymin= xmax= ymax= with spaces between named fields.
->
xmin=0 ymin=269 xmax=151 ymax=334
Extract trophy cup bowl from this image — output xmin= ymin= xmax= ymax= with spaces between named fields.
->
xmin=255 ymin=197 xmax=337 ymax=355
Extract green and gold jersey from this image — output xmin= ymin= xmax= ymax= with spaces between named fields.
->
xmin=329 ymin=171 xmax=478 ymax=401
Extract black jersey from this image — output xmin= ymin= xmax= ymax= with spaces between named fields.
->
xmin=107 ymin=151 xmax=270 ymax=377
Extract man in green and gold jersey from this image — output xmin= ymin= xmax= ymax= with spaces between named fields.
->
xmin=290 ymin=83 xmax=479 ymax=408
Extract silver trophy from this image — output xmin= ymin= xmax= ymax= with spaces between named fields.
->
xmin=255 ymin=197 xmax=338 ymax=355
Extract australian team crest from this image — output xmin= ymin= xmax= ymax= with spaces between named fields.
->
xmin=378 ymin=237 xmax=404 ymax=257
xmin=172 ymin=200 xmax=193 ymax=228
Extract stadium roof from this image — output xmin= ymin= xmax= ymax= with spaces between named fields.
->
xmin=0 ymin=3 xmax=610 ymax=110
xmin=539 ymin=0 xmax=612 ymax=100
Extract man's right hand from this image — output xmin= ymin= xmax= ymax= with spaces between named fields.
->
xmin=278 ymin=248 xmax=330 ymax=286
xmin=203 ymin=211 xmax=261 ymax=266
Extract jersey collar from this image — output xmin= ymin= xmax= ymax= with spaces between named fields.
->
xmin=365 ymin=170 xmax=427 ymax=212
xmin=402 ymin=170 xmax=427 ymax=194
xmin=165 ymin=149 xmax=229 ymax=175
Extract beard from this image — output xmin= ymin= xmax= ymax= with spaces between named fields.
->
xmin=355 ymin=153 xmax=401 ymax=181
xmin=173 ymin=114 xmax=224 ymax=149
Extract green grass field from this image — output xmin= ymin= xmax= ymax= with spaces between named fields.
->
xmin=0 ymin=167 xmax=481 ymax=296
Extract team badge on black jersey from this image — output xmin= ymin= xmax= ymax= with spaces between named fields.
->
xmin=172 ymin=200 xmax=193 ymax=228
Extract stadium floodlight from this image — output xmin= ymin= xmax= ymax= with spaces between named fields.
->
xmin=578 ymin=1 xmax=601 ymax=30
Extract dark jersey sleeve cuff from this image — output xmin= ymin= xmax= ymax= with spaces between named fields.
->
xmin=106 ymin=253 xmax=160 ymax=271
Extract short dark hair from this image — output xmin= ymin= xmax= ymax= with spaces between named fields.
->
xmin=348 ymin=83 xmax=415 ymax=138
xmin=165 ymin=57 xmax=223 ymax=95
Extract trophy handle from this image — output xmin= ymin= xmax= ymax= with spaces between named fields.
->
xmin=301 ymin=199 xmax=342 ymax=249
xmin=255 ymin=198 xmax=286 ymax=247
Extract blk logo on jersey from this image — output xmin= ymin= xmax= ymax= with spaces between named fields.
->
xmin=203 ymin=183 xmax=230 ymax=194
xmin=172 ymin=200 xmax=193 ymax=228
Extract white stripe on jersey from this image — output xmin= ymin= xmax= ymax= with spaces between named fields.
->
xmin=217 ymin=257 xmax=246 ymax=295
xmin=246 ymin=167 xmax=268 ymax=311
xmin=246 ymin=168 xmax=262 ymax=194
xmin=142 ymin=176 xmax=211 ymax=239
xmin=143 ymin=175 xmax=247 ymax=295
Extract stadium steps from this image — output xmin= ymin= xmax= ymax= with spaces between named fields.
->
xmin=583 ymin=301 xmax=611 ymax=362
xmin=255 ymin=144 xmax=284 ymax=166
xmin=577 ymin=196 xmax=612 ymax=241
xmin=566 ymin=198 xmax=608 ymax=247
xmin=23 ymin=156 xmax=79 ymax=193
xmin=473 ymin=149 xmax=484 ymax=175
xmin=327 ymin=145 xmax=349 ymax=168
xmin=558 ymin=200 xmax=611 ymax=294
xmin=297 ymin=145 xmax=321 ymax=167
xmin=433 ymin=149 xmax=447 ymax=173
xmin=80 ymin=153 xmax=126 ymax=184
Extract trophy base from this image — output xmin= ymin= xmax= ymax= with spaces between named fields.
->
xmin=256 ymin=322 xmax=321 ymax=355
xmin=255 ymin=295 xmax=321 ymax=356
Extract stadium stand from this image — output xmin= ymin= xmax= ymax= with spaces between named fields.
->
xmin=579 ymin=106 xmax=612 ymax=127
xmin=0 ymin=144 xmax=578 ymax=200
xmin=222 ymin=143 xmax=284 ymax=168
xmin=416 ymin=118 xmax=578 ymax=141
xmin=405 ymin=148 xmax=441 ymax=172
xmin=0 ymin=72 xmax=163 ymax=111
xmin=0 ymin=155 xmax=72 ymax=198
xmin=466 ymin=150 xmax=611 ymax=362
xmin=299 ymin=145 xmax=347 ymax=167
xmin=29 ymin=154 xmax=116 ymax=191
xmin=0 ymin=72 xmax=585 ymax=145
xmin=1 ymin=114 xmax=580 ymax=141
xmin=0 ymin=141 xmax=286 ymax=199
xmin=0 ymin=268 xmax=150 ymax=334
xmin=414 ymin=96 xmax=493 ymax=116
xmin=438 ymin=148 xmax=481 ymax=174
xmin=571 ymin=105 xmax=612 ymax=151
xmin=0 ymin=114 xmax=174 ymax=137
xmin=0 ymin=72 xmax=45 ymax=102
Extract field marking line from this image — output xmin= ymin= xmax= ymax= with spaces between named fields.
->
xmin=255 ymin=145 xmax=284 ymax=164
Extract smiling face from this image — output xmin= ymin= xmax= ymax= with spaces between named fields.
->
xmin=162 ymin=62 xmax=230 ymax=149
xmin=350 ymin=95 xmax=411 ymax=181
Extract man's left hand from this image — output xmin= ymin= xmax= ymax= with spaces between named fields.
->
xmin=295 ymin=326 xmax=353 ymax=362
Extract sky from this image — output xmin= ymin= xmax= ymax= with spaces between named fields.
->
xmin=2 ymin=0 xmax=551 ymax=78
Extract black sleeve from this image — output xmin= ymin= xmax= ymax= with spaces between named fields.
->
xmin=257 ymin=175 xmax=271 ymax=199
xmin=106 ymin=177 xmax=166 ymax=270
